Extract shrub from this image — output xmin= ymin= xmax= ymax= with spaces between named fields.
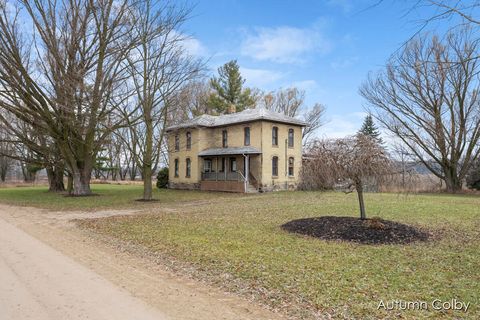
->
xmin=466 ymin=160 xmax=480 ymax=190
xmin=156 ymin=167 xmax=169 ymax=189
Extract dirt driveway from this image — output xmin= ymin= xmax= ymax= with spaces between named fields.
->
xmin=0 ymin=204 xmax=280 ymax=320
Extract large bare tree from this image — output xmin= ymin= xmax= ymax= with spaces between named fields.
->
xmin=0 ymin=0 xmax=139 ymax=195
xmin=360 ymin=30 xmax=480 ymax=192
xmin=121 ymin=0 xmax=203 ymax=200
xmin=257 ymin=87 xmax=326 ymax=145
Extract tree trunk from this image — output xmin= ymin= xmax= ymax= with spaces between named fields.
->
xmin=22 ymin=165 xmax=36 ymax=182
xmin=143 ymin=166 xmax=152 ymax=200
xmin=142 ymin=101 xmax=154 ymax=200
xmin=444 ymin=168 xmax=462 ymax=193
xmin=356 ymin=180 xmax=366 ymax=220
xmin=46 ymin=165 xmax=65 ymax=192
xmin=67 ymin=173 xmax=73 ymax=194
xmin=71 ymin=166 xmax=92 ymax=196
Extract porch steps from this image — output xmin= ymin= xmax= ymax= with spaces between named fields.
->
xmin=246 ymin=184 xmax=258 ymax=193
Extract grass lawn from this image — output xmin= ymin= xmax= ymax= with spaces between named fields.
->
xmin=1 ymin=186 xmax=479 ymax=319
xmin=0 ymin=184 xmax=237 ymax=210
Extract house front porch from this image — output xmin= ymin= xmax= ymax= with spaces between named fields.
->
xmin=198 ymin=147 xmax=261 ymax=193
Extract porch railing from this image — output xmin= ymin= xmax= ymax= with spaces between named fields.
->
xmin=201 ymin=172 xmax=245 ymax=181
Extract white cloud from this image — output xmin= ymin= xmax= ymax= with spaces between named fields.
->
xmin=319 ymin=112 xmax=366 ymax=138
xmin=327 ymin=0 xmax=354 ymax=13
xmin=330 ymin=56 xmax=359 ymax=70
xmin=289 ymin=80 xmax=318 ymax=91
xmin=182 ymin=36 xmax=208 ymax=57
xmin=241 ymin=25 xmax=331 ymax=64
xmin=240 ymin=67 xmax=284 ymax=88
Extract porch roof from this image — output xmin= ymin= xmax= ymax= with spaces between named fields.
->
xmin=198 ymin=146 xmax=262 ymax=157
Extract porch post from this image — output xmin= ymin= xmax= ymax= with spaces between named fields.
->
xmin=244 ymin=154 xmax=249 ymax=192
xmin=215 ymin=157 xmax=218 ymax=181
xmin=245 ymin=155 xmax=249 ymax=184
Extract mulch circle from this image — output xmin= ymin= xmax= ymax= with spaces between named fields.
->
xmin=281 ymin=216 xmax=430 ymax=245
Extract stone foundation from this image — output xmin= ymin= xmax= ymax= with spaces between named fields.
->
xmin=168 ymin=182 xmax=200 ymax=190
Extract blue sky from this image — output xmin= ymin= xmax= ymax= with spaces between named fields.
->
xmin=182 ymin=0 xmax=443 ymax=139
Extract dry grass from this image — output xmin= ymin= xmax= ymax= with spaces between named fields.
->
xmin=70 ymin=190 xmax=480 ymax=319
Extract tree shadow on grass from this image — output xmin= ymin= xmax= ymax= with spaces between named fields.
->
xmin=281 ymin=216 xmax=430 ymax=245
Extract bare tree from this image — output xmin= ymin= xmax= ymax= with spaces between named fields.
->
xmin=257 ymin=87 xmax=326 ymax=145
xmin=258 ymin=87 xmax=305 ymax=116
xmin=0 ymin=124 xmax=13 ymax=182
xmin=122 ymin=0 xmax=203 ymax=200
xmin=0 ymin=0 xmax=140 ymax=195
xmin=0 ymin=109 xmax=65 ymax=190
xmin=304 ymin=135 xmax=392 ymax=219
xmin=302 ymin=103 xmax=326 ymax=145
xmin=360 ymin=30 xmax=480 ymax=192
xmin=167 ymin=80 xmax=212 ymax=123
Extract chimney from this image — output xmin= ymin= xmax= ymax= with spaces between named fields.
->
xmin=227 ymin=104 xmax=236 ymax=114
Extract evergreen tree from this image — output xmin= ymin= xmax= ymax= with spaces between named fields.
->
xmin=207 ymin=60 xmax=255 ymax=114
xmin=359 ymin=114 xmax=382 ymax=143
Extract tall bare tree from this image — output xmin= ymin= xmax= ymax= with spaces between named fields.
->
xmin=167 ymin=80 xmax=212 ymax=123
xmin=360 ymin=30 xmax=480 ymax=192
xmin=257 ymin=87 xmax=326 ymax=145
xmin=0 ymin=0 xmax=139 ymax=195
xmin=122 ymin=0 xmax=203 ymax=200
xmin=0 ymin=109 xmax=65 ymax=190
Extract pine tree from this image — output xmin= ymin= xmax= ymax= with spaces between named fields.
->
xmin=359 ymin=114 xmax=382 ymax=143
xmin=207 ymin=60 xmax=255 ymax=114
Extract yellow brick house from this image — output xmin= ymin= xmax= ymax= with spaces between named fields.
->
xmin=166 ymin=108 xmax=306 ymax=192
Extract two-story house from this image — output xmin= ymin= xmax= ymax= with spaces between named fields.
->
xmin=166 ymin=108 xmax=306 ymax=192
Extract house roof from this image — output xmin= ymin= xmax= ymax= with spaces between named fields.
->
xmin=166 ymin=108 xmax=307 ymax=131
xmin=198 ymin=146 xmax=262 ymax=157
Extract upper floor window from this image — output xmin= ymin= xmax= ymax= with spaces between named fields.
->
xmin=272 ymin=126 xmax=278 ymax=146
xmin=174 ymin=158 xmax=179 ymax=177
xmin=186 ymin=158 xmax=191 ymax=177
xmin=288 ymin=129 xmax=294 ymax=148
xmin=174 ymin=134 xmax=180 ymax=151
xmin=222 ymin=130 xmax=228 ymax=148
xmin=186 ymin=132 xmax=191 ymax=150
xmin=272 ymin=156 xmax=278 ymax=176
xmin=244 ymin=127 xmax=250 ymax=146
xmin=288 ymin=157 xmax=294 ymax=176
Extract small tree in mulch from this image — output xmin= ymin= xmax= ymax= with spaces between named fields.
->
xmin=288 ymin=135 xmax=431 ymax=244
xmin=308 ymin=134 xmax=392 ymax=219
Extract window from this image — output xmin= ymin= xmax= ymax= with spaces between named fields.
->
xmin=204 ymin=159 xmax=213 ymax=172
xmin=230 ymin=157 xmax=237 ymax=172
xmin=222 ymin=130 xmax=228 ymax=148
xmin=272 ymin=126 xmax=278 ymax=146
xmin=288 ymin=129 xmax=294 ymax=148
xmin=174 ymin=158 xmax=179 ymax=177
xmin=186 ymin=132 xmax=191 ymax=150
xmin=288 ymin=157 xmax=294 ymax=176
xmin=244 ymin=127 xmax=250 ymax=146
xmin=272 ymin=156 xmax=278 ymax=176
xmin=174 ymin=134 xmax=180 ymax=151
xmin=186 ymin=158 xmax=191 ymax=177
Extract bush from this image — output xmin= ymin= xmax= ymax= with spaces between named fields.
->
xmin=466 ymin=160 xmax=480 ymax=190
xmin=156 ymin=167 xmax=169 ymax=189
